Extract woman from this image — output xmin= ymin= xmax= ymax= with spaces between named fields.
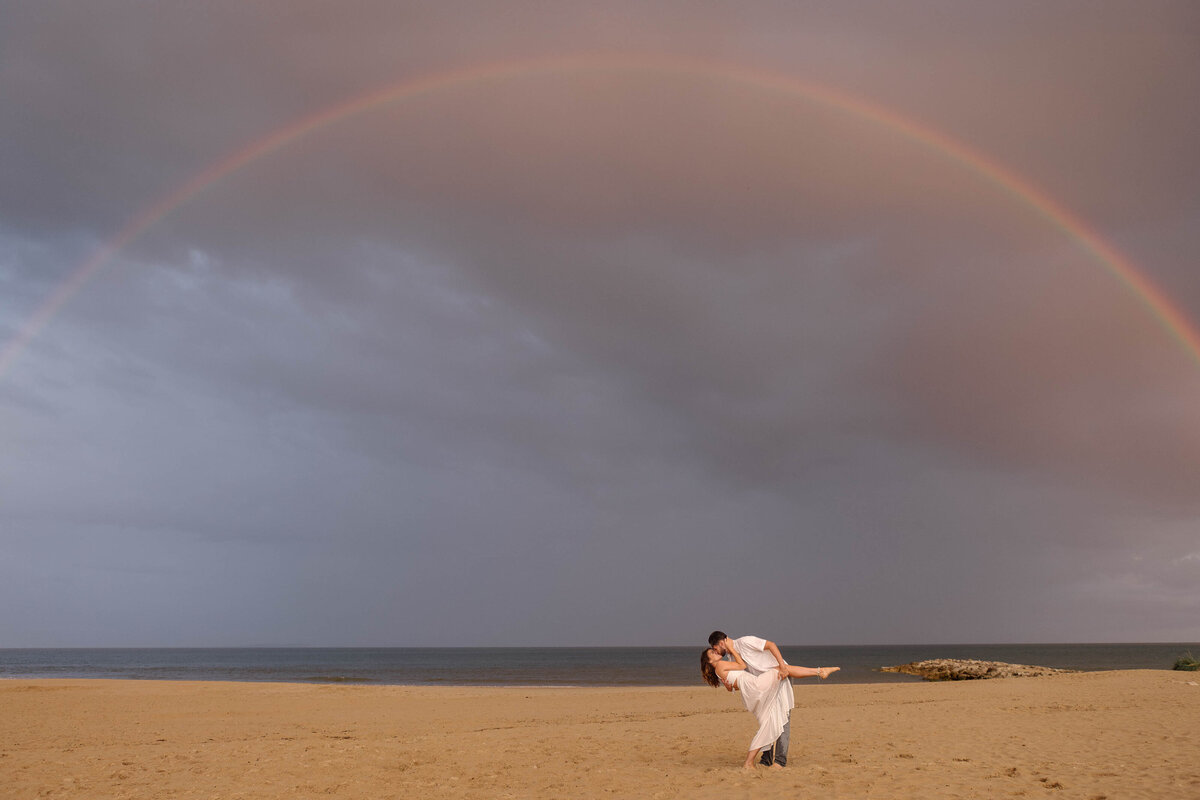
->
xmin=701 ymin=646 xmax=839 ymax=769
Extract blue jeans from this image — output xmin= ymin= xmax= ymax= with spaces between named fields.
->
xmin=759 ymin=718 xmax=790 ymax=766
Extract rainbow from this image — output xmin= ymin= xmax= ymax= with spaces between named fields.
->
xmin=3 ymin=53 xmax=1197 ymax=377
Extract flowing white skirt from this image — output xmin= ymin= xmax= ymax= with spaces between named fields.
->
xmin=730 ymin=669 xmax=795 ymax=751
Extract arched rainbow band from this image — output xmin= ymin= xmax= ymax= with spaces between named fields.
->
xmin=3 ymin=54 xmax=1196 ymax=377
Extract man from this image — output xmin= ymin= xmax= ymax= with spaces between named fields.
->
xmin=708 ymin=630 xmax=793 ymax=767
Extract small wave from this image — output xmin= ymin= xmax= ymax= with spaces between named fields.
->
xmin=303 ymin=675 xmax=371 ymax=683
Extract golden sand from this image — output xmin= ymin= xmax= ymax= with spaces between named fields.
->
xmin=2 ymin=670 xmax=1196 ymax=799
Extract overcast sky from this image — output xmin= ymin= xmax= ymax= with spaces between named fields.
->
xmin=2 ymin=1 xmax=1198 ymax=647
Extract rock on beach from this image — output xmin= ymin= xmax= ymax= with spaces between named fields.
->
xmin=881 ymin=659 xmax=1075 ymax=681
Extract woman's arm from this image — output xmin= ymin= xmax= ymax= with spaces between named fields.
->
xmin=724 ymin=639 xmax=747 ymax=669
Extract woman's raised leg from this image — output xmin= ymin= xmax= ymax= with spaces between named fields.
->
xmin=785 ymin=665 xmax=840 ymax=679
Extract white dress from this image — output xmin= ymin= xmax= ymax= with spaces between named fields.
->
xmin=725 ymin=668 xmax=794 ymax=752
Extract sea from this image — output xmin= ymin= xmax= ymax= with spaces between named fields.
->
xmin=0 ymin=643 xmax=1194 ymax=686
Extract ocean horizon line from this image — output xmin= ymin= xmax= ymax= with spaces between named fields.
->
xmin=3 ymin=640 xmax=1196 ymax=650
xmin=2 ymin=643 xmax=1194 ymax=687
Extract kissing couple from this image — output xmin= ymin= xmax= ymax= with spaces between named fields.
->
xmin=701 ymin=630 xmax=839 ymax=769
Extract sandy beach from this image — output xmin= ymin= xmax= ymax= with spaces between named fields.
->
xmin=2 ymin=670 xmax=1195 ymax=799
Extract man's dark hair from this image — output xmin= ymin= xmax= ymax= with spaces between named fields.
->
xmin=708 ymin=630 xmax=727 ymax=647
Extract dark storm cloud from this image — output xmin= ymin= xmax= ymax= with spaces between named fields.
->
xmin=2 ymin=1 xmax=1198 ymax=645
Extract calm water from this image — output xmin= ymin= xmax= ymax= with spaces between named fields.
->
xmin=1 ymin=644 xmax=1194 ymax=686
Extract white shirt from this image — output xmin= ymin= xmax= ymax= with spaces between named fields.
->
xmin=730 ymin=635 xmax=795 ymax=729
xmin=732 ymin=635 xmax=784 ymax=674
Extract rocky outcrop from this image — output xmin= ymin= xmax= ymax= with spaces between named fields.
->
xmin=880 ymin=659 xmax=1075 ymax=681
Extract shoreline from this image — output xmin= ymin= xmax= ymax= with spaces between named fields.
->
xmin=3 ymin=670 xmax=1196 ymax=798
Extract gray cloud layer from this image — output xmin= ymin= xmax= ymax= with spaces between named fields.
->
xmin=2 ymin=1 xmax=1198 ymax=645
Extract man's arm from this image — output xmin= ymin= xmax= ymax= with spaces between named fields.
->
xmin=764 ymin=640 xmax=789 ymax=677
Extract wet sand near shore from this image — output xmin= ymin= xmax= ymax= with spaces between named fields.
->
xmin=2 ymin=670 xmax=1195 ymax=799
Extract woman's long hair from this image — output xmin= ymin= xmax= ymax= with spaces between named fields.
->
xmin=700 ymin=648 xmax=721 ymax=688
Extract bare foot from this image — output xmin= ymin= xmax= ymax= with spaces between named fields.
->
xmin=818 ymin=666 xmax=841 ymax=679
xmin=768 ymin=763 xmax=784 ymax=770
xmin=741 ymin=763 xmax=757 ymax=771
